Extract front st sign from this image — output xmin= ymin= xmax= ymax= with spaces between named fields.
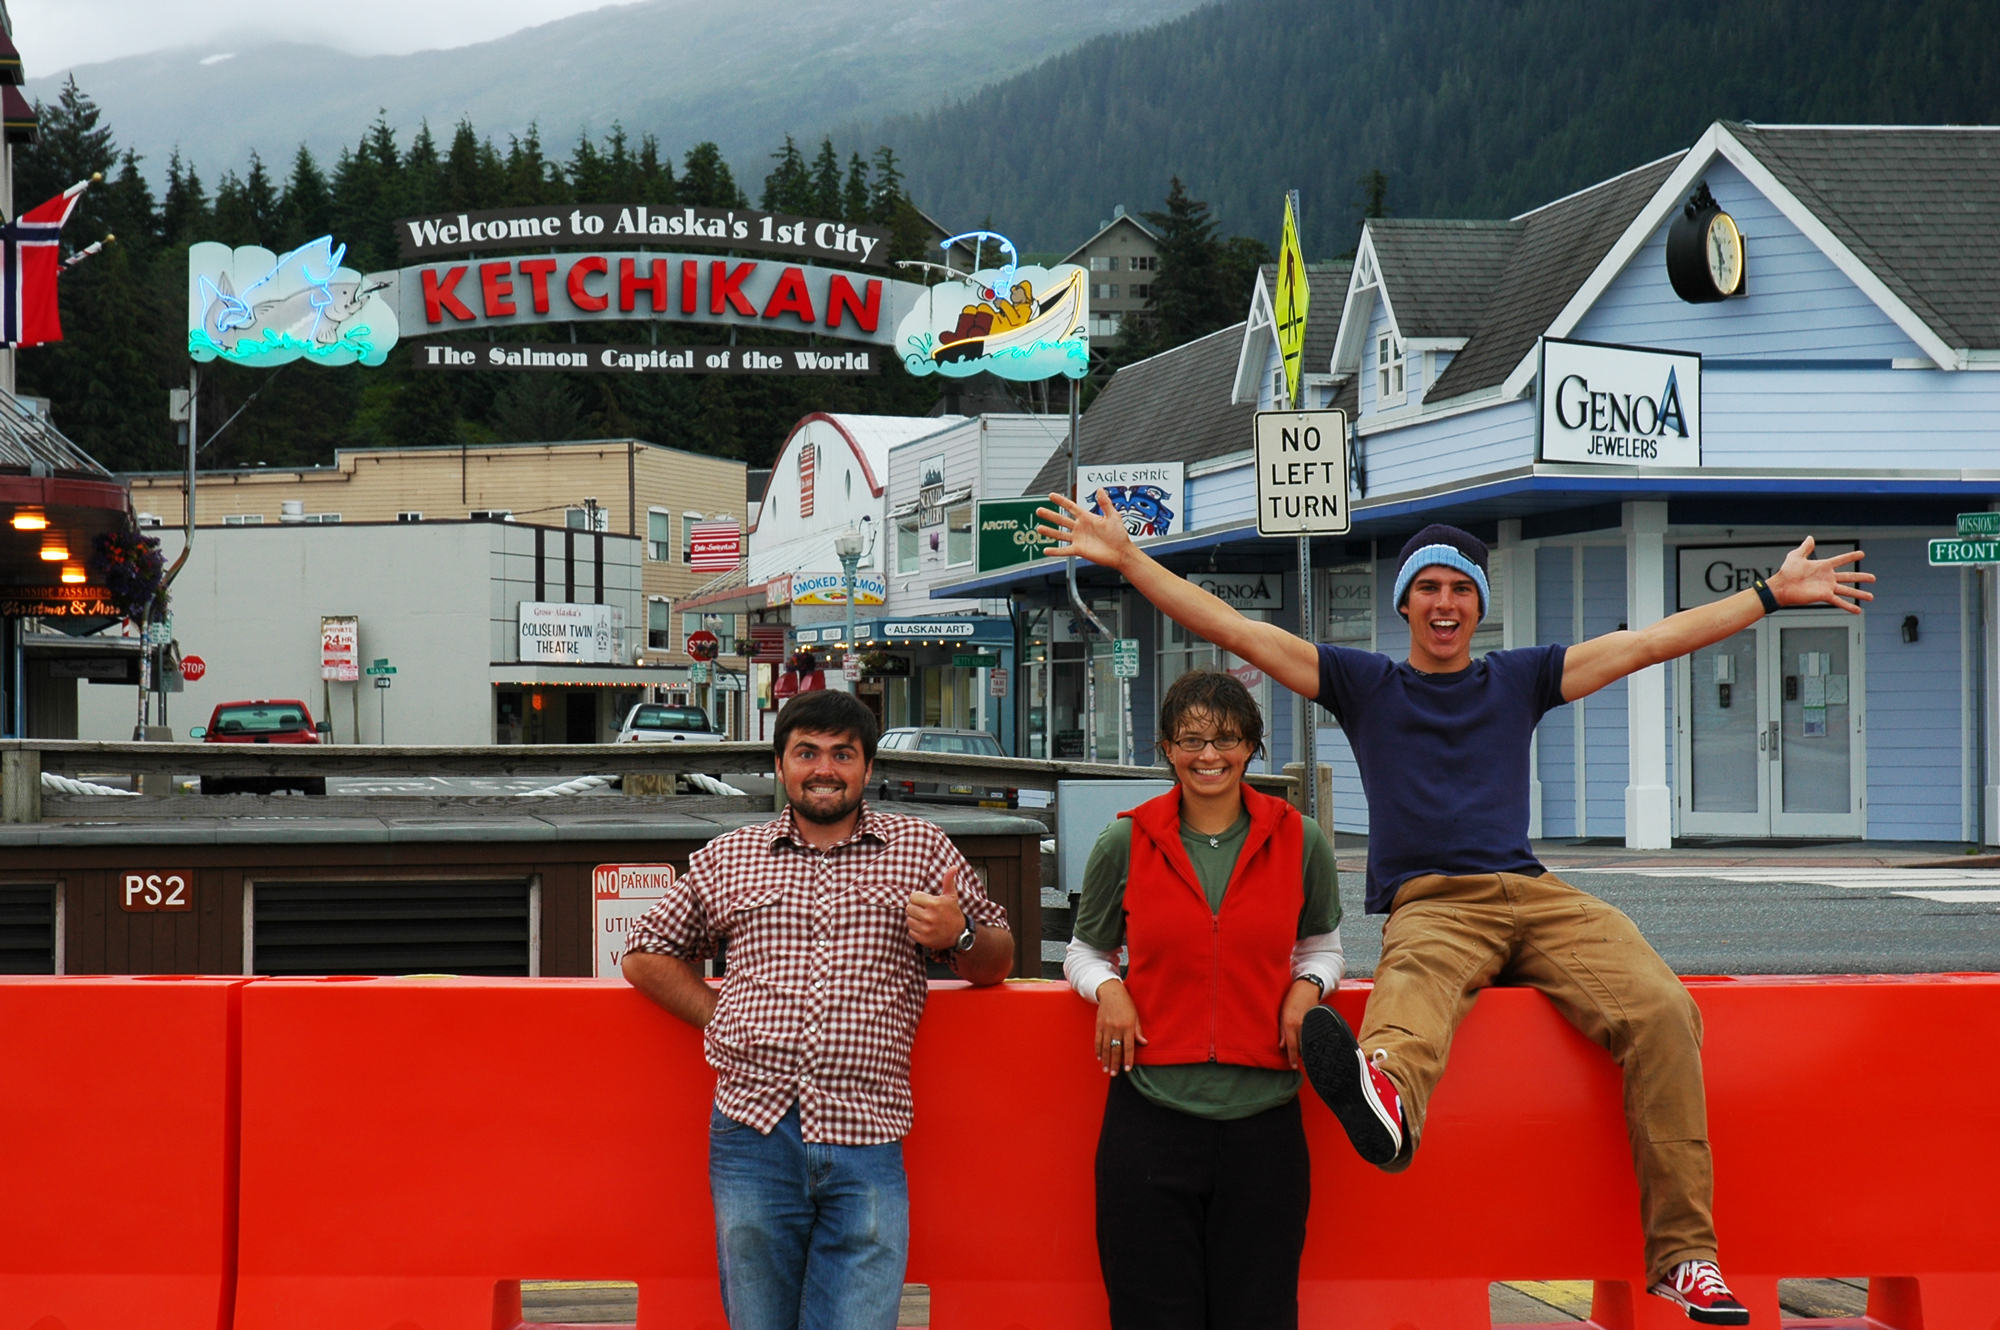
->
xmin=1254 ymin=409 xmax=1350 ymax=536
xmin=1930 ymin=538 xmax=2000 ymax=566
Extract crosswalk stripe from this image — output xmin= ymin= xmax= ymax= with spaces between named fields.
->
xmin=1894 ymin=890 xmax=2000 ymax=903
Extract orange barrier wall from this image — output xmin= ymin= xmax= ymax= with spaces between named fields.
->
xmin=227 ymin=974 xmax=2000 ymax=1330
xmin=0 ymin=976 xmax=243 ymax=1330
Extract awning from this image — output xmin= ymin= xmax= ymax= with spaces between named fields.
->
xmin=932 ymin=463 xmax=2000 ymax=599
xmin=489 ymin=664 xmax=692 ymax=687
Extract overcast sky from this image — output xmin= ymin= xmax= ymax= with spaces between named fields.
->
xmin=10 ymin=0 xmax=644 ymax=73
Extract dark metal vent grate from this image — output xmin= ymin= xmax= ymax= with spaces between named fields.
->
xmin=254 ymin=880 xmax=531 ymax=976
xmin=0 ymin=884 xmax=56 ymax=975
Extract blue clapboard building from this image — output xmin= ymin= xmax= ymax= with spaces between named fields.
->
xmin=939 ymin=121 xmax=2000 ymax=848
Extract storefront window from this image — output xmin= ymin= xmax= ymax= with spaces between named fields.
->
xmin=1320 ymin=560 xmax=1373 ymax=647
xmin=1020 ymin=604 xmax=1052 ymax=759
xmin=1157 ymin=608 xmax=1220 ymax=692
xmin=947 ymin=503 xmax=973 ymax=565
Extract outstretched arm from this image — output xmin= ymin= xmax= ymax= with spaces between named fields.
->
xmin=1561 ymin=537 xmax=1873 ymax=702
xmin=1037 ymin=489 xmax=1322 ymax=697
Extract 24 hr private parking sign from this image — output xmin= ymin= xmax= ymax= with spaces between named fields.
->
xmin=1254 ymin=409 xmax=1351 ymax=536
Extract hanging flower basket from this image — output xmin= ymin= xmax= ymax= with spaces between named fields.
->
xmin=89 ymin=525 xmax=168 ymax=620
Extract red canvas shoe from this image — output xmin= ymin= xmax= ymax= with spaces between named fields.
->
xmin=1649 ymin=1260 xmax=1750 ymax=1325
xmin=1300 ymin=1007 xmax=1404 ymax=1165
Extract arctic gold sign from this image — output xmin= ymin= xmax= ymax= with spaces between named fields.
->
xmin=396 ymin=204 xmax=891 ymax=267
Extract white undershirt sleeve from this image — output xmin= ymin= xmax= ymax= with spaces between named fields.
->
xmin=1290 ymin=927 xmax=1347 ymax=995
xmin=1064 ymin=936 xmax=1123 ymax=1002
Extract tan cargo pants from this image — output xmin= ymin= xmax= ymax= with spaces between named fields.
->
xmin=1358 ymin=870 xmax=1716 ymax=1282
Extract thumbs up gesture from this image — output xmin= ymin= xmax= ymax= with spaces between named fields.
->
xmin=906 ymin=866 xmax=971 ymax=950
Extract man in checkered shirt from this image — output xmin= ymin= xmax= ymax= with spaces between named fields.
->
xmin=624 ymin=688 xmax=1015 ymax=1330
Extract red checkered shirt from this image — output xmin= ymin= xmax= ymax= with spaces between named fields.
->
xmin=625 ymin=802 xmax=1010 ymax=1144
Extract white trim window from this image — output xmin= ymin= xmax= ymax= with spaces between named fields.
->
xmin=947 ymin=502 xmax=973 ymax=566
xmin=648 ymin=509 xmax=672 ymax=562
xmin=1377 ymin=332 xmax=1407 ymax=407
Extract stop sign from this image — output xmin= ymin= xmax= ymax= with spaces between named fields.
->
xmin=180 ymin=654 xmax=207 ymax=683
xmin=685 ymin=630 xmax=720 ymax=662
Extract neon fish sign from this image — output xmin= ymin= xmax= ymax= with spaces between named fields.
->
xmin=187 ymin=236 xmax=399 ymax=367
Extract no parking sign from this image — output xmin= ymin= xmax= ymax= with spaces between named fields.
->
xmin=593 ymin=863 xmax=677 ymax=977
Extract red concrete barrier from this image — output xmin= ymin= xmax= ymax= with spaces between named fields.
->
xmin=227 ymin=975 xmax=2000 ymax=1330
xmin=0 ymin=976 xmax=243 ymax=1330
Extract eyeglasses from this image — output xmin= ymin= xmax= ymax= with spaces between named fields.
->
xmin=1171 ymin=734 xmax=1244 ymax=753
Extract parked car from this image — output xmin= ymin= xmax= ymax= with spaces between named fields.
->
xmin=614 ymin=703 xmax=727 ymax=743
xmin=188 ymin=699 xmax=330 ymax=795
xmin=874 ymin=727 xmax=1016 ymax=807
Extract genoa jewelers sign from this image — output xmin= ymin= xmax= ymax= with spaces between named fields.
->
xmin=1538 ymin=337 xmax=1701 ymax=467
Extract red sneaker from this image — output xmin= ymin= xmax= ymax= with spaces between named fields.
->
xmin=1300 ymin=1007 xmax=1404 ymax=1165
xmin=1649 ymin=1260 xmax=1750 ymax=1325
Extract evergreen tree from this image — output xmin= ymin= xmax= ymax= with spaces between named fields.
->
xmin=867 ymin=146 xmax=905 ymax=226
xmin=810 ymin=137 xmax=842 ymax=219
xmin=278 ymin=145 xmax=334 ymax=250
xmin=402 ymin=123 xmax=442 ymax=216
xmin=502 ymin=124 xmax=564 ymax=207
xmin=635 ymin=134 xmax=676 ymax=205
xmin=761 ymin=135 xmax=811 ymax=213
xmin=159 ymin=150 xmax=209 ymax=245
xmin=842 ymin=151 xmax=870 ymax=223
xmin=15 ymin=76 xmax=116 ymax=232
xmin=680 ymin=142 xmax=743 ymax=207
xmin=440 ymin=119 xmax=500 ymax=210
xmin=1141 ymin=177 xmax=1232 ymax=346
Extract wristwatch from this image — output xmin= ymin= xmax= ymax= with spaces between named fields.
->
xmin=953 ymin=911 xmax=978 ymax=952
xmin=1298 ymin=973 xmax=1325 ymax=997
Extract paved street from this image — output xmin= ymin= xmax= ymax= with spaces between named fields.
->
xmin=1332 ymin=843 xmax=2000 ymax=978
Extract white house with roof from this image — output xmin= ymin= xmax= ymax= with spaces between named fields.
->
xmin=938 ymin=120 xmax=2000 ymax=849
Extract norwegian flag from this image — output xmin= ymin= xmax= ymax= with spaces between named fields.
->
xmin=2 ymin=177 xmax=92 ymax=348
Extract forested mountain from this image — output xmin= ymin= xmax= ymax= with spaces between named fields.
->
xmin=22 ymin=0 xmax=1210 ymax=196
xmin=885 ymin=0 xmax=2000 ymax=255
xmin=12 ymin=0 xmax=1998 ymax=478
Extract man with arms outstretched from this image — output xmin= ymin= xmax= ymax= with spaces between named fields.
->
xmin=1038 ymin=494 xmax=1872 ymax=1325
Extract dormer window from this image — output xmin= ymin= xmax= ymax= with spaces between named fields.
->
xmin=1377 ymin=332 xmax=1406 ymax=406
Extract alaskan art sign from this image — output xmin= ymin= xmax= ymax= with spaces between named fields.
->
xmin=189 ymin=237 xmax=400 ymax=367
xmin=895 ymin=232 xmax=1088 ymax=381
xmin=1539 ymin=338 xmax=1701 ymax=468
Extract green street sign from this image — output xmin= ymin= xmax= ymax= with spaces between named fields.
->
xmin=1930 ymin=538 xmax=2000 ymax=566
xmin=364 ymin=664 xmax=396 ymax=676
xmin=1957 ymin=512 xmax=2000 ymax=537
xmin=976 ymin=498 xmax=1058 ymax=573
xmin=371 ymin=658 xmax=389 ymax=667
xmin=689 ymin=662 xmax=711 ymax=683
xmin=1111 ymin=637 xmax=1141 ymax=679
xmin=953 ymin=652 xmax=1001 ymax=668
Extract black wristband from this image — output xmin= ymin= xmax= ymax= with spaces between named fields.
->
xmin=1752 ymin=577 xmax=1780 ymax=615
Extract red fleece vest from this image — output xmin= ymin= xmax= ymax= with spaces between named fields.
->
xmin=1121 ymin=784 xmax=1304 ymax=1070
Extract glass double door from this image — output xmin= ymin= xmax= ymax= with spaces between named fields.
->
xmin=1676 ymin=612 xmax=1866 ymax=837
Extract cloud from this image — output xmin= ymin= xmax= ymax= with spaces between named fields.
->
xmin=10 ymin=0 xmax=646 ymax=73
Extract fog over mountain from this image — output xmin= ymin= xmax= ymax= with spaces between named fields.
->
xmin=23 ymin=0 xmax=1210 ymax=187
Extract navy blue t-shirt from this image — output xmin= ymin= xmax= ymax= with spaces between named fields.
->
xmin=1316 ymin=643 xmax=1569 ymax=914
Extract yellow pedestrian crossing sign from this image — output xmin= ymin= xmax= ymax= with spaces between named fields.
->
xmin=1276 ymin=193 xmax=1310 ymax=407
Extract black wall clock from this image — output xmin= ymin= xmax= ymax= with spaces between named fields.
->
xmin=1666 ymin=181 xmax=1746 ymax=303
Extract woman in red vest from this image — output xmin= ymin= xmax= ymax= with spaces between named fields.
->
xmin=1065 ymin=669 xmax=1344 ymax=1329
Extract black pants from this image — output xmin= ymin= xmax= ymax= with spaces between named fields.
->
xmin=1094 ymin=1075 xmax=1312 ymax=1330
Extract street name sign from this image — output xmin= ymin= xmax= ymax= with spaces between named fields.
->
xmin=1254 ymin=409 xmax=1350 ymax=536
xmin=1930 ymin=538 xmax=2000 ymax=566
xmin=1958 ymin=512 xmax=2000 ymax=537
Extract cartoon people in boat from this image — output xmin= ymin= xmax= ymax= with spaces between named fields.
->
xmin=932 ymin=270 xmax=1084 ymax=364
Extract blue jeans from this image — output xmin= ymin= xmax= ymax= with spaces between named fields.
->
xmin=709 ymin=1103 xmax=909 ymax=1330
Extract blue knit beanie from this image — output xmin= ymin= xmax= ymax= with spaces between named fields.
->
xmin=1393 ymin=524 xmax=1490 ymax=618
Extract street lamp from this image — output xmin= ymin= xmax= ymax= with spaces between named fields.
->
xmin=834 ymin=525 xmax=864 ymax=685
